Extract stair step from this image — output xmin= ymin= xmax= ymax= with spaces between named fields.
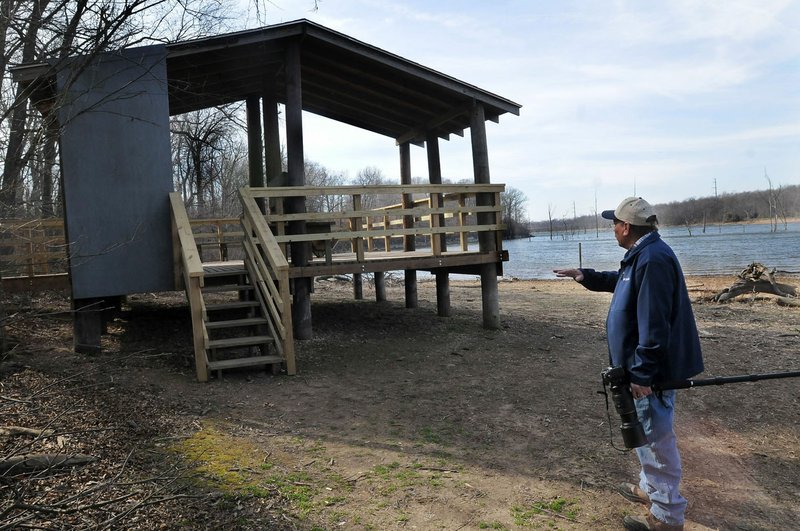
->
xmin=202 ymin=284 xmax=254 ymax=293
xmin=206 ymin=317 xmax=268 ymax=330
xmin=205 ymin=301 xmax=260 ymax=311
xmin=204 ymin=267 xmax=247 ymax=278
xmin=207 ymin=335 xmax=274 ymax=350
xmin=207 ymin=355 xmax=284 ymax=371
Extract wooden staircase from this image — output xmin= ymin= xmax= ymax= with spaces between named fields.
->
xmin=201 ymin=263 xmax=283 ymax=377
xmin=170 ymin=192 xmax=295 ymax=382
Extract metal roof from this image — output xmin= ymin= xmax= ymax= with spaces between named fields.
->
xmin=14 ymin=19 xmax=521 ymax=145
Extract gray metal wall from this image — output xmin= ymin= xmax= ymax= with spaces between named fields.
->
xmin=57 ymin=45 xmax=174 ymax=299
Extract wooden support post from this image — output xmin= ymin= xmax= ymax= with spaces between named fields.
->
xmin=101 ymin=296 xmax=122 ymax=334
xmin=351 ymin=194 xmax=365 ymax=262
xmin=399 ymin=142 xmax=418 ymax=309
xmin=375 ymin=271 xmax=386 ymax=302
xmin=73 ymin=298 xmax=104 ymax=354
xmin=286 ymin=39 xmax=312 ymax=340
xmin=426 ymin=131 xmax=450 ymax=317
xmin=246 ymin=95 xmax=265 ymax=212
xmin=480 ymin=264 xmax=500 ymax=328
xmin=353 ymin=273 xmax=363 ymax=300
xmin=383 ymin=215 xmax=391 ymax=251
xmin=263 ymin=80 xmax=282 ymax=214
xmin=435 ymin=270 xmax=451 ymax=317
xmin=471 ymin=103 xmax=500 ymax=330
xmin=430 ymin=194 xmax=442 ymax=255
xmin=426 ymin=131 xmax=447 ymax=252
xmin=458 ymin=195 xmax=468 ymax=251
xmin=405 ymin=270 xmax=417 ymax=309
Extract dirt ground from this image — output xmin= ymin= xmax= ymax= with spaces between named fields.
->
xmin=1 ymin=273 xmax=798 ymax=530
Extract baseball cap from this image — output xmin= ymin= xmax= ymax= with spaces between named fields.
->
xmin=601 ymin=196 xmax=658 ymax=226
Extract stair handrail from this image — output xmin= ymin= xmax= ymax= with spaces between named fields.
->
xmin=239 ymin=189 xmax=296 ymax=375
xmin=168 ymin=192 xmax=209 ymax=382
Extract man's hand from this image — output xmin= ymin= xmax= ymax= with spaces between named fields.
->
xmin=630 ymin=383 xmax=652 ymax=400
xmin=553 ymin=268 xmax=584 ymax=282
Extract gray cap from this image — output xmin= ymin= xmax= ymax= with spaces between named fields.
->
xmin=601 ymin=196 xmax=658 ymax=226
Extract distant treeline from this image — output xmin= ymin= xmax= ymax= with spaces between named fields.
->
xmin=529 ymin=184 xmax=800 ymax=238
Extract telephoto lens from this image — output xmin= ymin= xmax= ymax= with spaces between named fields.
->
xmin=602 ymin=367 xmax=647 ymax=448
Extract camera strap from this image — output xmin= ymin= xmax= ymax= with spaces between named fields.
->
xmin=598 ymin=383 xmax=635 ymax=453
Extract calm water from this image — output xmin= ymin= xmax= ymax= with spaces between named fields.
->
xmin=504 ymin=222 xmax=800 ymax=279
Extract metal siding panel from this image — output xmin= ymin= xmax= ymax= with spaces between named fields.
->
xmin=57 ymin=45 xmax=174 ymax=299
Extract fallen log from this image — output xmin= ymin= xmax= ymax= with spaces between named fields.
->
xmin=0 ymin=426 xmax=55 ymax=438
xmin=0 ymin=453 xmax=97 ymax=474
xmin=714 ymin=262 xmax=798 ymax=303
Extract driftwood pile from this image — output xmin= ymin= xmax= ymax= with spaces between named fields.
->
xmin=713 ymin=262 xmax=799 ymax=306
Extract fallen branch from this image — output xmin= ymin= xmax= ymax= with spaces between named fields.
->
xmin=713 ymin=263 xmax=798 ymax=303
xmin=0 ymin=453 xmax=97 ymax=474
xmin=0 ymin=426 xmax=55 ymax=438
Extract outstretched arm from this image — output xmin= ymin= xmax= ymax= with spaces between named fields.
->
xmin=553 ymin=268 xmax=584 ymax=282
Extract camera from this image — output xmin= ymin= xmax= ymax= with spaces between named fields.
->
xmin=601 ymin=366 xmax=647 ymax=448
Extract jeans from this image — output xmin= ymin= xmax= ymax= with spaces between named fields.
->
xmin=635 ymin=390 xmax=687 ymax=525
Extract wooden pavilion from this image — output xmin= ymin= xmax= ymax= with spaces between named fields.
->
xmin=11 ymin=20 xmax=521 ymax=381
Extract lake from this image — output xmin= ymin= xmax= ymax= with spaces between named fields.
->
xmin=503 ymin=221 xmax=800 ymax=279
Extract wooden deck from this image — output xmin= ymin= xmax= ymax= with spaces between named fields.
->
xmin=202 ymin=247 xmax=506 ymax=280
xmin=290 ymin=248 xmax=506 ymax=277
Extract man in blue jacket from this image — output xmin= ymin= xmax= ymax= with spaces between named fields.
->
xmin=554 ymin=197 xmax=704 ymax=531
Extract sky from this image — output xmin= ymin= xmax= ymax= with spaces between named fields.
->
xmin=236 ymin=0 xmax=800 ymax=221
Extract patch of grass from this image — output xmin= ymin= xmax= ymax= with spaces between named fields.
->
xmin=511 ymin=497 xmax=579 ymax=526
xmin=323 ymin=496 xmax=348 ymax=506
xmin=370 ymin=461 xmax=401 ymax=477
xmin=419 ymin=426 xmax=442 ymax=444
xmin=171 ymin=421 xmax=352 ymax=520
xmin=170 ymin=420 xmax=268 ymax=492
xmin=307 ymin=440 xmax=327 ymax=456
xmin=269 ymin=471 xmax=316 ymax=513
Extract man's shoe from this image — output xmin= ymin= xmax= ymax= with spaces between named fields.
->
xmin=623 ymin=513 xmax=684 ymax=531
xmin=616 ymin=482 xmax=650 ymax=505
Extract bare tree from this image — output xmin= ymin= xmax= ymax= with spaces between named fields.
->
xmin=352 ymin=166 xmax=393 ymax=210
xmin=304 ymin=160 xmax=346 ymax=213
xmin=170 ymin=105 xmax=246 ymax=216
xmin=1 ymin=1 xmax=244 ymax=218
xmin=500 ymin=186 xmax=527 ymax=239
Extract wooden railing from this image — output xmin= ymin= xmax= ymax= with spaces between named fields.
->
xmin=0 ymin=218 xmax=68 ymax=277
xmin=239 ymin=191 xmax=295 ymax=375
xmin=169 ymin=192 xmax=209 ymax=382
xmin=189 ymin=218 xmax=243 ymax=262
xmin=243 ymin=184 xmax=505 ymax=262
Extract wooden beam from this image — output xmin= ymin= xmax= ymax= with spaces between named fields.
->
xmin=470 ymin=102 xmax=500 ymax=330
xmin=288 ymin=251 xmax=504 ymax=278
xmin=286 ymin=38 xmax=312 ymax=341
xmin=395 ymin=106 xmax=469 ymax=145
xmin=248 ymin=183 xmax=504 ymax=197
xmin=246 ymin=95 xmax=265 ymax=189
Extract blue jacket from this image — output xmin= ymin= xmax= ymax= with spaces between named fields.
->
xmin=579 ymin=232 xmax=704 ymax=386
